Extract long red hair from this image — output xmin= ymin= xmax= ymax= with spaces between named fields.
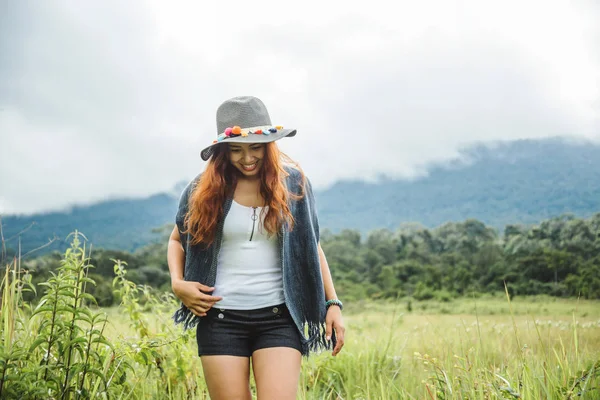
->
xmin=184 ymin=142 xmax=304 ymax=246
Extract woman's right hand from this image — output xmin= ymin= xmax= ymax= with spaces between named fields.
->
xmin=172 ymin=279 xmax=223 ymax=317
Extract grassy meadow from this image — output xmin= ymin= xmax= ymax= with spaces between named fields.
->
xmin=1 ymin=236 xmax=599 ymax=399
xmin=100 ymin=297 xmax=600 ymax=399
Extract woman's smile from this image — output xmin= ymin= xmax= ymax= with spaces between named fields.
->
xmin=241 ymin=162 xmax=258 ymax=171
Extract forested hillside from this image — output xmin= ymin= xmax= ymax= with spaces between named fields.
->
xmin=2 ymin=137 xmax=600 ymax=255
xmin=318 ymin=137 xmax=600 ymax=232
xmin=15 ymin=213 xmax=600 ymax=307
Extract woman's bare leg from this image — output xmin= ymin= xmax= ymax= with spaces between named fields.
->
xmin=201 ymin=355 xmax=252 ymax=400
xmin=251 ymin=347 xmax=302 ymax=400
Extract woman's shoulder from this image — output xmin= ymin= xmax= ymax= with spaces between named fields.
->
xmin=178 ymin=173 xmax=203 ymax=203
xmin=283 ymin=163 xmax=307 ymax=185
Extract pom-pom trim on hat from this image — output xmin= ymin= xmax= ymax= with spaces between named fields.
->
xmin=215 ymin=125 xmax=283 ymax=142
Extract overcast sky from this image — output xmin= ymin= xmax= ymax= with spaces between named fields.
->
xmin=1 ymin=0 xmax=599 ymax=214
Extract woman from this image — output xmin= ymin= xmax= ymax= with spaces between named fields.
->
xmin=167 ymin=96 xmax=345 ymax=400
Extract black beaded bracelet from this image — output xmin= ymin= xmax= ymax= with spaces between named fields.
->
xmin=325 ymin=299 xmax=343 ymax=311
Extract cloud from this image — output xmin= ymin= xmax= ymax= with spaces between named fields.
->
xmin=1 ymin=0 xmax=598 ymax=214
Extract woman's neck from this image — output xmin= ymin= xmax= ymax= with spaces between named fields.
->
xmin=234 ymin=177 xmax=264 ymax=207
xmin=236 ymin=174 xmax=261 ymax=187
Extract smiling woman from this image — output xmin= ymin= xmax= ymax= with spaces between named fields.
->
xmin=166 ymin=96 xmax=345 ymax=400
xmin=228 ymin=143 xmax=265 ymax=175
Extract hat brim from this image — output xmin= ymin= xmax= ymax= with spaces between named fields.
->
xmin=200 ymin=128 xmax=296 ymax=161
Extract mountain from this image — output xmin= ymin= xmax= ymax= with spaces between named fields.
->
xmin=317 ymin=137 xmax=600 ymax=233
xmin=2 ymin=137 xmax=600 ymax=255
xmin=1 ymin=193 xmax=178 ymax=255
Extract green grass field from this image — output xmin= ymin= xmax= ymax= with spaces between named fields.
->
xmin=2 ymin=242 xmax=599 ymax=399
xmin=101 ymin=296 xmax=600 ymax=399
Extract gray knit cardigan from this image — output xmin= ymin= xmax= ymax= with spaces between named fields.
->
xmin=172 ymin=167 xmax=332 ymax=355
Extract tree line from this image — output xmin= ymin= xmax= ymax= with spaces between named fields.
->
xmin=10 ymin=213 xmax=600 ymax=307
xmin=322 ymin=214 xmax=600 ymax=301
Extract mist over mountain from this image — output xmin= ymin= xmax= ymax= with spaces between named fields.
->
xmin=317 ymin=137 xmax=600 ymax=233
xmin=2 ymin=137 xmax=600 ymax=255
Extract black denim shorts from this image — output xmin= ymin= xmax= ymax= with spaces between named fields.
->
xmin=196 ymin=303 xmax=303 ymax=357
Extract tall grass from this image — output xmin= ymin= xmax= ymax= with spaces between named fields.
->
xmin=1 ymin=234 xmax=599 ymax=399
xmin=0 ymin=233 xmax=204 ymax=399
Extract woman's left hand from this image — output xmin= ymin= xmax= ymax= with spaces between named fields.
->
xmin=325 ymin=306 xmax=345 ymax=356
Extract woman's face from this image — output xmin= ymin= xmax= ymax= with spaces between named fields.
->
xmin=227 ymin=143 xmax=265 ymax=178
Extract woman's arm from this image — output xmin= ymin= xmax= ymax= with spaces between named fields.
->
xmin=318 ymin=242 xmax=345 ymax=356
xmin=167 ymin=226 xmax=185 ymax=282
xmin=167 ymin=226 xmax=222 ymax=316
xmin=318 ymin=243 xmax=338 ymax=301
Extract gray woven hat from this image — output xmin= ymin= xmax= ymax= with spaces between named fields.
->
xmin=200 ymin=96 xmax=297 ymax=161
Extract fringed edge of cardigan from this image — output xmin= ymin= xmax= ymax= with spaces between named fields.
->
xmin=301 ymin=321 xmax=335 ymax=357
xmin=173 ymin=304 xmax=200 ymax=330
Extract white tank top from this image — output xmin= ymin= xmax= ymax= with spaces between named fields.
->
xmin=212 ymin=200 xmax=285 ymax=310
